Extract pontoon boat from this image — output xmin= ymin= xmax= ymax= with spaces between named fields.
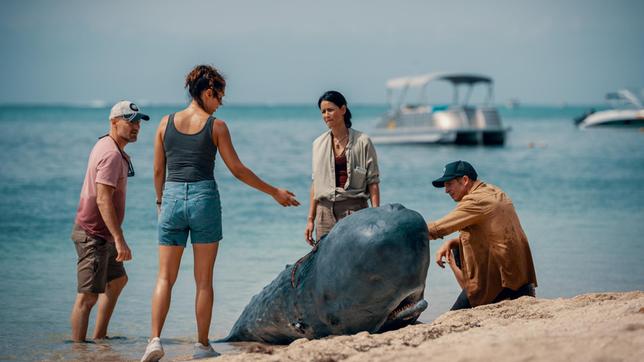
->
xmin=371 ymin=73 xmax=509 ymax=145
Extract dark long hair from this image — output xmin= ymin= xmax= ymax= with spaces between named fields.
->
xmin=185 ymin=65 xmax=226 ymax=111
xmin=317 ymin=90 xmax=352 ymax=128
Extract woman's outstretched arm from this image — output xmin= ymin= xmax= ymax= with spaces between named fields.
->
xmin=213 ymin=119 xmax=300 ymax=207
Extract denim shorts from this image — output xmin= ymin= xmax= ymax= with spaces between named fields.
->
xmin=158 ymin=180 xmax=223 ymax=246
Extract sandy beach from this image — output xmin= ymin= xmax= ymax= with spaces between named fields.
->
xmin=208 ymin=291 xmax=644 ymax=362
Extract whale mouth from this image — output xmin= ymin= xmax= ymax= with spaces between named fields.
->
xmin=377 ymin=293 xmax=428 ymax=333
xmin=386 ymin=294 xmax=428 ymax=322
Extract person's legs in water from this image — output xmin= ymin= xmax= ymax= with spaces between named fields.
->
xmin=71 ymin=225 xmax=110 ymax=342
xmin=193 ymin=242 xmax=219 ymax=350
xmin=94 ymin=240 xmax=128 ymax=339
xmin=70 ymin=292 xmax=99 ymax=342
xmin=93 ymin=274 xmax=128 ymax=339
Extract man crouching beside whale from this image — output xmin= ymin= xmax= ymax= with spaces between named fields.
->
xmin=222 ymin=204 xmax=429 ymax=344
xmin=428 ymin=161 xmax=537 ymax=311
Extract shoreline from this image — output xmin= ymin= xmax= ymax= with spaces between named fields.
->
xmin=206 ymin=291 xmax=644 ymax=361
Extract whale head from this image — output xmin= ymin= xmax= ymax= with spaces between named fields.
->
xmin=310 ymin=203 xmax=430 ymax=334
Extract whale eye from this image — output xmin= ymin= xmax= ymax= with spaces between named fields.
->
xmin=291 ymin=321 xmax=308 ymax=334
xmin=369 ymin=275 xmax=384 ymax=284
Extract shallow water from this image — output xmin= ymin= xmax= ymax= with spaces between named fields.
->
xmin=0 ymin=104 xmax=642 ymax=361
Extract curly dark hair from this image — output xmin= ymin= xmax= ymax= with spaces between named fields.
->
xmin=185 ymin=65 xmax=226 ymax=111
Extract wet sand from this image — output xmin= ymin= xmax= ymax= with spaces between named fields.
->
xmin=206 ymin=291 xmax=644 ymax=362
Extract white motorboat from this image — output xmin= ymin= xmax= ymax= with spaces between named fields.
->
xmin=371 ymin=73 xmax=509 ymax=145
xmin=575 ymin=89 xmax=644 ymax=129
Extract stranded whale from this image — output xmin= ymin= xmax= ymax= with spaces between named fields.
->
xmin=222 ymin=204 xmax=430 ymax=344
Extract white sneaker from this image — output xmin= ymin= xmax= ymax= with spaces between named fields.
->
xmin=141 ymin=337 xmax=164 ymax=362
xmin=192 ymin=342 xmax=220 ymax=359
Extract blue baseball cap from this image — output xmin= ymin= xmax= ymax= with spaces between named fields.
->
xmin=432 ymin=160 xmax=478 ymax=188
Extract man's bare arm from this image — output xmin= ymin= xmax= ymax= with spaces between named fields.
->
xmin=96 ymin=183 xmax=132 ymax=262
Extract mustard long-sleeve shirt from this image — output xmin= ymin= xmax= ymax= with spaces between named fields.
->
xmin=429 ymin=180 xmax=537 ymax=306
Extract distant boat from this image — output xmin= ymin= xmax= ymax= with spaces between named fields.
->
xmin=371 ymin=73 xmax=509 ymax=145
xmin=575 ymin=89 xmax=644 ymax=128
xmin=505 ymin=98 xmax=521 ymax=109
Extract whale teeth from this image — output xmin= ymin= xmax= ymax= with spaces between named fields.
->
xmin=388 ymin=302 xmax=416 ymax=320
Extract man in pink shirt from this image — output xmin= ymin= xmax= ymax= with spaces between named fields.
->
xmin=70 ymin=100 xmax=148 ymax=342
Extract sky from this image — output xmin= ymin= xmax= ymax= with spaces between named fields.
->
xmin=1 ymin=0 xmax=643 ymax=105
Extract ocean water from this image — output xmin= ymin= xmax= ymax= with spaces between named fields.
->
xmin=0 ymin=104 xmax=642 ymax=361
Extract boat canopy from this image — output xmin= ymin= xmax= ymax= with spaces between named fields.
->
xmin=385 ymin=72 xmax=495 ymax=107
xmin=605 ymin=89 xmax=643 ymax=109
xmin=386 ymin=73 xmax=492 ymax=90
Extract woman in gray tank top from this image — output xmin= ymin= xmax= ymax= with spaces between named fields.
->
xmin=141 ymin=65 xmax=300 ymax=361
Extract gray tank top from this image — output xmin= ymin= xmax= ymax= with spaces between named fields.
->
xmin=164 ymin=113 xmax=218 ymax=182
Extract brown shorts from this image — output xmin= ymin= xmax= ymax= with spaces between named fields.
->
xmin=71 ymin=224 xmax=126 ymax=294
xmin=315 ymin=198 xmax=369 ymax=241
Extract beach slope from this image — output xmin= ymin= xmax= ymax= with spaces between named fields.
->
xmin=210 ymin=291 xmax=644 ymax=361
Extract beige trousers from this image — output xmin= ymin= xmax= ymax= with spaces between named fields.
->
xmin=315 ymin=198 xmax=369 ymax=241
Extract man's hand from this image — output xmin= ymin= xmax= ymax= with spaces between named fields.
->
xmin=96 ymin=182 xmax=131 ymax=261
xmin=114 ymin=238 xmax=132 ymax=262
xmin=435 ymin=237 xmax=458 ymax=268
xmin=435 ymin=242 xmax=451 ymax=268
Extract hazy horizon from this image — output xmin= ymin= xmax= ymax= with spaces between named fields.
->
xmin=0 ymin=101 xmax=609 ymax=108
xmin=2 ymin=0 xmax=643 ymax=106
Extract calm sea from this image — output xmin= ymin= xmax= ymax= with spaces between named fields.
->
xmin=0 ymin=104 xmax=642 ymax=361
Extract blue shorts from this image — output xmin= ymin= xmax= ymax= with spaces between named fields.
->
xmin=158 ymin=180 xmax=223 ymax=246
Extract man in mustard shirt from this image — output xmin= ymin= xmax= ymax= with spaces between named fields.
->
xmin=428 ymin=161 xmax=537 ymax=310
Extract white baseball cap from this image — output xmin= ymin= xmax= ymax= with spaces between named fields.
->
xmin=109 ymin=100 xmax=150 ymax=122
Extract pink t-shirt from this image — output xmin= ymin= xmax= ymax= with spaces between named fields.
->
xmin=75 ymin=136 xmax=128 ymax=242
